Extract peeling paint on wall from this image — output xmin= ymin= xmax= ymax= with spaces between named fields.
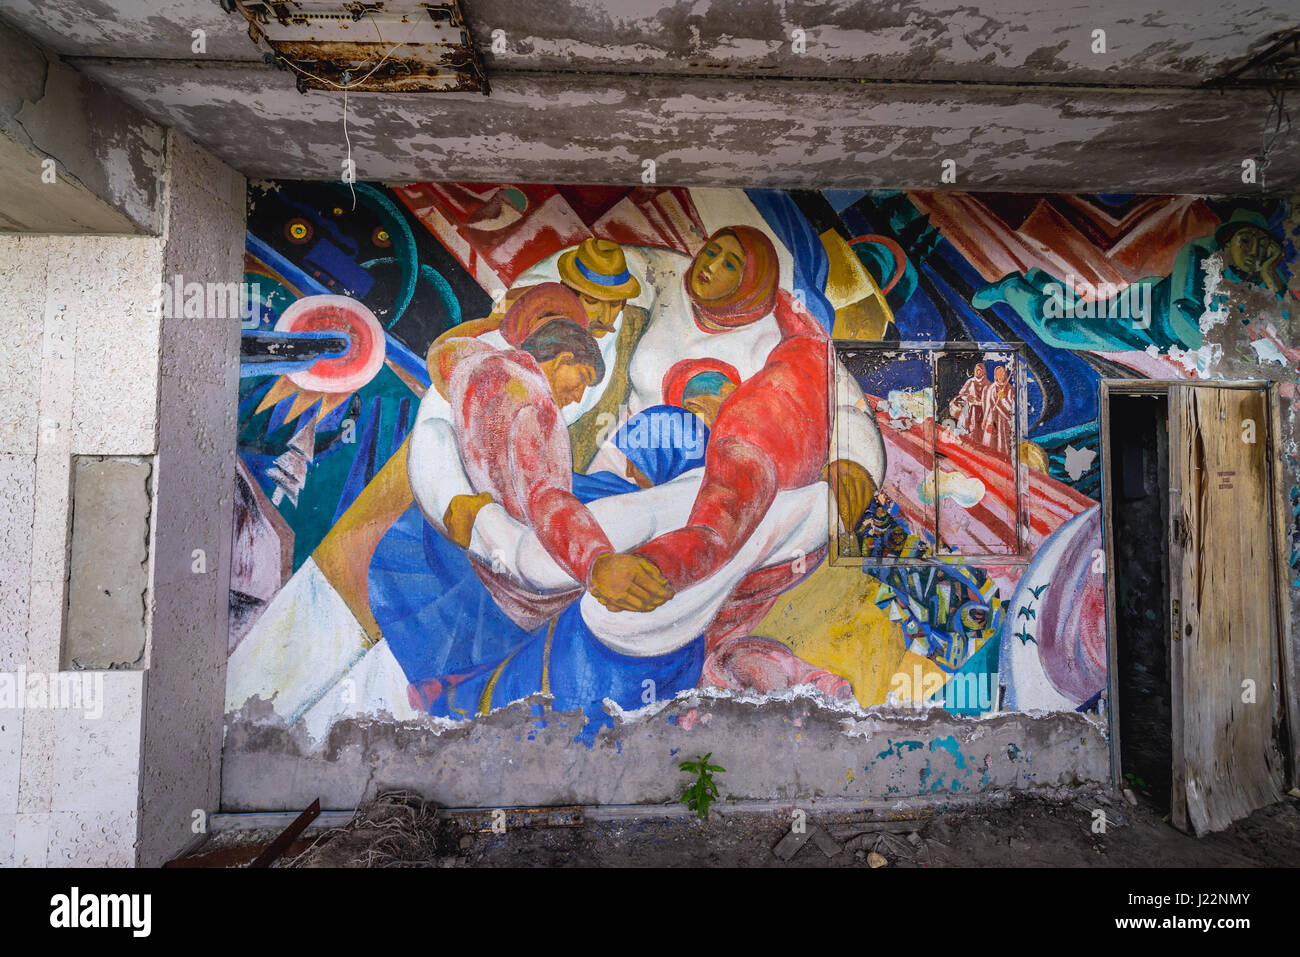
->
xmin=222 ymin=182 xmax=1299 ymax=808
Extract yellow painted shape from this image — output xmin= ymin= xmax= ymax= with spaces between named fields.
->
xmin=819 ymin=229 xmax=897 ymax=340
xmin=832 ymin=299 xmax=894 ymax=340
xmin=1018 ymin=439 xmax=1050 ymax=473
xmin=284 ymin=388 xmax=327 ymax=424
xmin=752 ymin=563 xmax=908 ymax=707
xmin=319 ymin=392 xmax=351 ymax=420
xmin=313 ymin=435 xmax=415 ymax=643
xmin=819 ymin=229 xmax=878 ymax=309
xmin=894 ymin=650 xmax=951 ymax=706
xmin=254 ymin=375 xmax=297 ymax=415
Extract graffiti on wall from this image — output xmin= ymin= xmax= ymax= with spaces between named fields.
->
xmin=226 ymin=183 xmax=1297 ymax=743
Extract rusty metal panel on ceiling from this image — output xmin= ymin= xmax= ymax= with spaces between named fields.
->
xmin=226 ymin=0 xmax=487 ymax=93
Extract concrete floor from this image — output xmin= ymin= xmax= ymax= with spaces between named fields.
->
xmin=196 ymin=786 xmax=1300 ymax=868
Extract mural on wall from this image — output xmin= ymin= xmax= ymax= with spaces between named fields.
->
xmin=226 ymin=182 xmax=1298 ymax=744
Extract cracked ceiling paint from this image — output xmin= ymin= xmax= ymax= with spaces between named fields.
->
xmin=0 ymin=0 xmax=1296 ymax=190
xmin=1 ymin=0 xmax=1295 ymax=83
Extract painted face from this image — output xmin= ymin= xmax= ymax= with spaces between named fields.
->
xmin=572 ymin=289 xmax=625 ymax=337
xmin=974 ymin=365 xmax=987 ymax=379
xmin=546 ymin=358 xmax=597 ymax=408
xmin=688 ymin=233 xmax=745 ymax=302
xmin=993 ymin=366 xmax=1008 ymax=384
xmin=682 ymin=382 xmax=737 ymax=428
xmin=1227 ymin=227 xmax=1278 ymax=278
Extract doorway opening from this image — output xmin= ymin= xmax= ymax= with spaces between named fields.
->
xmin=1102 ymin=379 xmax=1298 ymax=834
xmin=1106 ymin=392 xmax=1172 ymax=812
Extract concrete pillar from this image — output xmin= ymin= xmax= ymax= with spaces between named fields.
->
xmin=138 ymin=136 xmax=244 ymax=867
xmin=0 ymin=131 xmax=244 ymax=866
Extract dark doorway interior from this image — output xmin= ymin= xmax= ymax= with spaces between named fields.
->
xmin=1110 ymin=393 xmax=1173 ymax=811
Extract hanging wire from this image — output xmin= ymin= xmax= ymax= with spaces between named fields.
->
xmin=231 ymin=5 xmax=426 ymax=199
xmin=343 ymin=84 xmax=355 ymax=209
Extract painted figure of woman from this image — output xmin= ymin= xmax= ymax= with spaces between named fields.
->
xmin=979 ymin=365 xmax=1015 ymax=456
xmin=948 ymin=362 xmax=988 ymax=439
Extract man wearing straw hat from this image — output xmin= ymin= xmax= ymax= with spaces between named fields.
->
xmin=434 ymin=237 xmax=650 ymax=471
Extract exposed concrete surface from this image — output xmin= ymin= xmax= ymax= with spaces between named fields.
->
xmin=1 ymin=1 xmax=1296 ymax=192
xmin=65 ymin=62 xmax=1300 ymax=192
xmin=220 ymin=689 xmax=1108 ymax=811
xmin=0 ymin=130 xmax=244 ymax=866
xmin=0 ymin=17 xmax=165 ymax=233
xmin=1 ymin=0 xmax=1294 ymax=85
xmin=136 ymin=132 xmax=244 ymax=868
xmin=63 ymin=455 xmax=151 ymax=670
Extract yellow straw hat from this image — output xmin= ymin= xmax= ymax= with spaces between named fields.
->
xmin=557 ymin=238 xmax=641 ymax=301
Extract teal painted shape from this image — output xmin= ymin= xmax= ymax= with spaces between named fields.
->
xmin=940 ymin=632 xmax=1001 ymax=716
xmin=930 ymin=735 xmax=966 ymax=770
xmin=877 ymin=739 xmax=924 ymax=760
xmin=239 ymin=362 xmax=417 ymax=568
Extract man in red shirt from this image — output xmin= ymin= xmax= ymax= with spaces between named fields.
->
xmin=438 ymin=317 xmax=674 ymax=613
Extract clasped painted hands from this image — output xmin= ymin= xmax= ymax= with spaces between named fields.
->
xmin=443 ymin=491 xmax=495 ymax=549
xmin=444 ymin=493 xmax=673 ymax=612
xmin=588 ymin=552 xmax=674 ymax=613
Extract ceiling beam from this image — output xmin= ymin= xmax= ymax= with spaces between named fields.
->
xmin=67 ymin=58 xmax=1299 ymax=193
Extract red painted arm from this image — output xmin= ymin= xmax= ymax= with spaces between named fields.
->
xmin=509 ymin=404 xmax=613 ymax=585
xmin=634 ymin=435 xmax=778 ymax=590
xmin=634 ymin=335 xmax=831 ymax=590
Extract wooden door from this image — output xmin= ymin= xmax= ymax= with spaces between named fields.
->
xmin=1168 ymin=386 xmax=1288 ymax=834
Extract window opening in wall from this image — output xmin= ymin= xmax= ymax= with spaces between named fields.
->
xmin=831 ymin=342 xmax=1029 ymax=568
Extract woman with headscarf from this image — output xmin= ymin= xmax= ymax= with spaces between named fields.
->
xmin=584 ymin=226 xmax=875 ymax=602
xmin=684 ymin=225 xmax=820 ymax=337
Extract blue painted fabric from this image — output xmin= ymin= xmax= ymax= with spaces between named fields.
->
xmin=744 ymin=189 xmax=835 ymax=333
xmin=573 ymin=405 xmax=709 ymax=500
xmin=369 ymin=405 xmax=711 ymax=743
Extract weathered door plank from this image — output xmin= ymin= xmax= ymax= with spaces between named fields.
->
xmin=1170 ymin=386 xmax=1286 ymax=835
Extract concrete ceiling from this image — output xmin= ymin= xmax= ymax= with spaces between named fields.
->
xmin=2 ymin=0 xmax=1298 ymax=192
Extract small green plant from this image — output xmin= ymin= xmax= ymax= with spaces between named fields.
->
xmin=1124 ymin=772 xmax=1147 ymax=791
xmin=680 ymin=752 xmax=725 ymax=820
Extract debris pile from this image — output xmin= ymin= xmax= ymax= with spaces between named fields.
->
xmin=290 ymin=790 xmax=461 ymax=868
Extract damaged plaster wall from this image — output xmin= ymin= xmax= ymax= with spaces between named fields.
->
xmin=222 ymin=182 xmax=1300 ymax=818
xmin=65 ymin=62 xmax=1300 ymax=194
xmin=0 ymin=16 xmax=165 ymax=234
xmin=0 ymin=130 xmax=245 ymax=867
xmin=5 ymin=0 xmax=1295 ymax=84
xmin=222 ymin=691 xmax=1107 ymax=812
xmin=3 ymin=0 xmax=1293 ymax=193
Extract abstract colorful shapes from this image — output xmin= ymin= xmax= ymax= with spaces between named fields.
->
xmin=275 ymin=295 xmax=387 ymax=394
